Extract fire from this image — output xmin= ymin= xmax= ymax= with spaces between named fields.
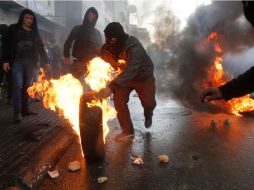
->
xmin=28 ymin=70 xmax=83 ymax=136
xmin=85 ymin=57 xmax=117 ymax=142
xmin=202 ymin=32 xmax=254 ymax=115
xmin=28 ymin=57 xmax=117 ymax=143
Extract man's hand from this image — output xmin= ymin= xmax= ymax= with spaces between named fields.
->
xmin=200 ymin=87 xmax=223 ymax=103
xmin=3 ymin=62 xmax=10 ymax=72
xmin=83 ymin=87 xmax=112 ymax=101
xmin=95 ymin=87 xmax=112 ymax=99
xmin=64 ymin=57 xmax=71 ymax=65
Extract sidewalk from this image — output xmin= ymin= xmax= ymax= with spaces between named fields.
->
xmin=0 ymin=98 xmax=75 ymax=189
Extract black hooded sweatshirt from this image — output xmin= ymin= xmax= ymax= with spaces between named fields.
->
xmin=63 ymin=7 xmax=102 ymax=61
xmin=1 ymin=9 xmax=48 ymax=66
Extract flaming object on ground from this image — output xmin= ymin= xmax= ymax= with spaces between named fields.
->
xmin=201 ymin=32 xmax=254 ymax=115
xmin=28 ymin=57 xmax=117 ymax=142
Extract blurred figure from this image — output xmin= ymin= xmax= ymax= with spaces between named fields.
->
xmin=1 ymin=9 xmax=50 ymax=123
xmin=63 ymin=7 xmax=102 ymax=82
xmin=0 ymin=24 xmax=12 ymax=104
xmin=201 ymin=2 xmax=254 ymax=103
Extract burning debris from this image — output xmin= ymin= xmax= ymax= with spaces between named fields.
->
xmin=97 ymin=176 xmax=108 ymax=184
xmin=28 ymin=57 xmax=117 ymax=158
xmin=68 ymin=161 xmax=81 ymax=172
xmin=158 ymin=154 xmax=169 ymax=163
xmin=152 ymin=1 xmax=254 ymax=114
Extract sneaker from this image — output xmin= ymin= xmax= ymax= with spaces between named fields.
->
xmin=114 ymin=132 xmax=134 ymax=142
xmin=21 ymin=110 xmax=38 ymax=116
xmin=13 ymin=112 xmax=22 ymax=123
xmin=144 ymin=117 xmax=152 ymax=128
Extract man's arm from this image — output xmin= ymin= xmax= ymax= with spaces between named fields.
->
xmin=219 ymin=66 xmax=254 ymax=100
xmin=37 ymin=37 xmax=49 ymax=66
xmin=63 ymin=26 xmax=78 ymax=58
xmin=2 ymin=25 xmax=13 ymax=65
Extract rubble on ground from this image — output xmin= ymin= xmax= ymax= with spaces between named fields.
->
xmin=68 ymin=161 xmax=81 ymax=172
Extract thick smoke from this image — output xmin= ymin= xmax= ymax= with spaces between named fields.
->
xmin=151 ymin=1 xmax=254 ymax=112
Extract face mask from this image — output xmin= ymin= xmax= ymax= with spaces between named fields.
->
xmin=106 ymin=37 xmax=122 ymax=56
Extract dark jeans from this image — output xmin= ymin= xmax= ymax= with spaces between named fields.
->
xmin=12 ymin=59 xmax=34 ymax=113
xmin=113 ymin=75 xmax=156 ymax=133
xmin=71 ymin=60 xmax=87 ymax=80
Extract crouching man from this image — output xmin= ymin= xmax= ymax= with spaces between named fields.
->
xmin=91 ymin=22 xmax=156 ymax=140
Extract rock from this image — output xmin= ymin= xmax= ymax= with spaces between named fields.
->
xmin=68 ymin=161 xmax=81 ymax=172
xmin=97 ymin=176 xmax=108 ymax=184
xmin=131 ymin=155 xmax=144 ymax=165
xmin=224 ymin=118 xmax=231 ymax=126
xmin=211 ymin=119 xmax=218 ymax=127
xmin=158 ymin=154 xmax=169 ymax=163
xmin=47 ymin=170 xmax=59 ymax=178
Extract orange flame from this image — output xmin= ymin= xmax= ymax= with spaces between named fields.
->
xmin=85 ymin=57 xmax=117 ymax=142
xmin=28 ymin=70 xmax=83 ymax=136
xmin=28 ymin=57 xmax=117 ymax=143
xmin=202 ymin=32 xmax=254 ymax=115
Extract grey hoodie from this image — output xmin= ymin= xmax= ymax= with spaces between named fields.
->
xmin=108 ymin=36 xmax=154 ymax=92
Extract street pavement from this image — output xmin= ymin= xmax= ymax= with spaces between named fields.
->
xmin=39 ymin=93 xmax=254 ymax=190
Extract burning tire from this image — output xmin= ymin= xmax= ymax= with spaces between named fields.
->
xmin=79 ymin=95 xmax=105 ymax=162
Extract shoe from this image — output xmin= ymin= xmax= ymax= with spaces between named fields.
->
xmin=13 ymin=112 xmax=22 ymax=123
xmin=144 ymin=117 xmax=152 ymax=128
xmin=114 ymin=132 xmax=134 ymax=142
xmin=21 ymin=110 xmax=38 ymax=116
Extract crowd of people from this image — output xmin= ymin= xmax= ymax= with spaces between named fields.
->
xmin=0 ymin=7 xmax=156 ymax=141
xmin=2 ymin=2 xmax=254 ymax=141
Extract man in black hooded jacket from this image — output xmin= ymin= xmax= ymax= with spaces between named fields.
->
xmin=2 ymin=9 xmax=50 ymax=123
xmin=200 ymin=2 xmax=254 ymax=103
xmin=63 ymin=7 xmax=102 ymax=81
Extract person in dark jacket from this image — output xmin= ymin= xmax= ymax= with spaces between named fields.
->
xmin=200 ymin=2 xmax=254 ymax=103
xmin=88 ymin=22 xmax=156 ymax=140
xmin=0 ymin=24 xmax=12 ymax=104
xmin=2 ymin=9 xmax=50 ymax=123
xmin=63 ymin=7 xmax=102 ymax=81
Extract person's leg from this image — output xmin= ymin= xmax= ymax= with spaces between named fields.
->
xmin=113 ymin=86 xmax=134 ymax=134
xmin=11 ymin=60 xmax=24 ymax=122
xmin=22 ymin=62 xmax=35 ymax=114
xmin=134 ymin=75 xmax=156 ymax=128
xmin=6 ymin=71 xmax=12 ymax=104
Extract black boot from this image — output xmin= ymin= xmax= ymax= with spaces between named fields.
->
xmin=13 ymin=112 xmax=22 ymax=123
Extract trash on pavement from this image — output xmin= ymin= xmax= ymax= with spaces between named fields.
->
xmin=47 ymin=170 xmax=59 ymax=178
xmin=68 ymin=161 xmax=81 ymax=172
xmin=158 ymin=154 xmax=169 ymax=163
xmin=97 ymin=176 xmax=108 ymax=184
xmin=131 ymin=155 xmax=144 ymax=165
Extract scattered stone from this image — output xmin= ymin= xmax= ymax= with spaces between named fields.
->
xmin=97 ymin=176 xmax=108 ymax=184
xmin=131 ymin=155 xmax=144 ymax=165
xmin=224 ymin=118 xmax=231 ymax=126
xmin=47 ymin=170 xmax=59 ymax=178
xmin=211 ymin=119 xmax=218 ymax=127
xmin=68 ymin=161 xmax=81 ymax=172
xmin=158 ymin=154 xmax=169 ymax=163
xmin=192 ymin=155 xmax=199 ymax=161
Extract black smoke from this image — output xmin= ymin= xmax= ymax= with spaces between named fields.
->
xmin=152 ymin=1 xmax=254 ymax=112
